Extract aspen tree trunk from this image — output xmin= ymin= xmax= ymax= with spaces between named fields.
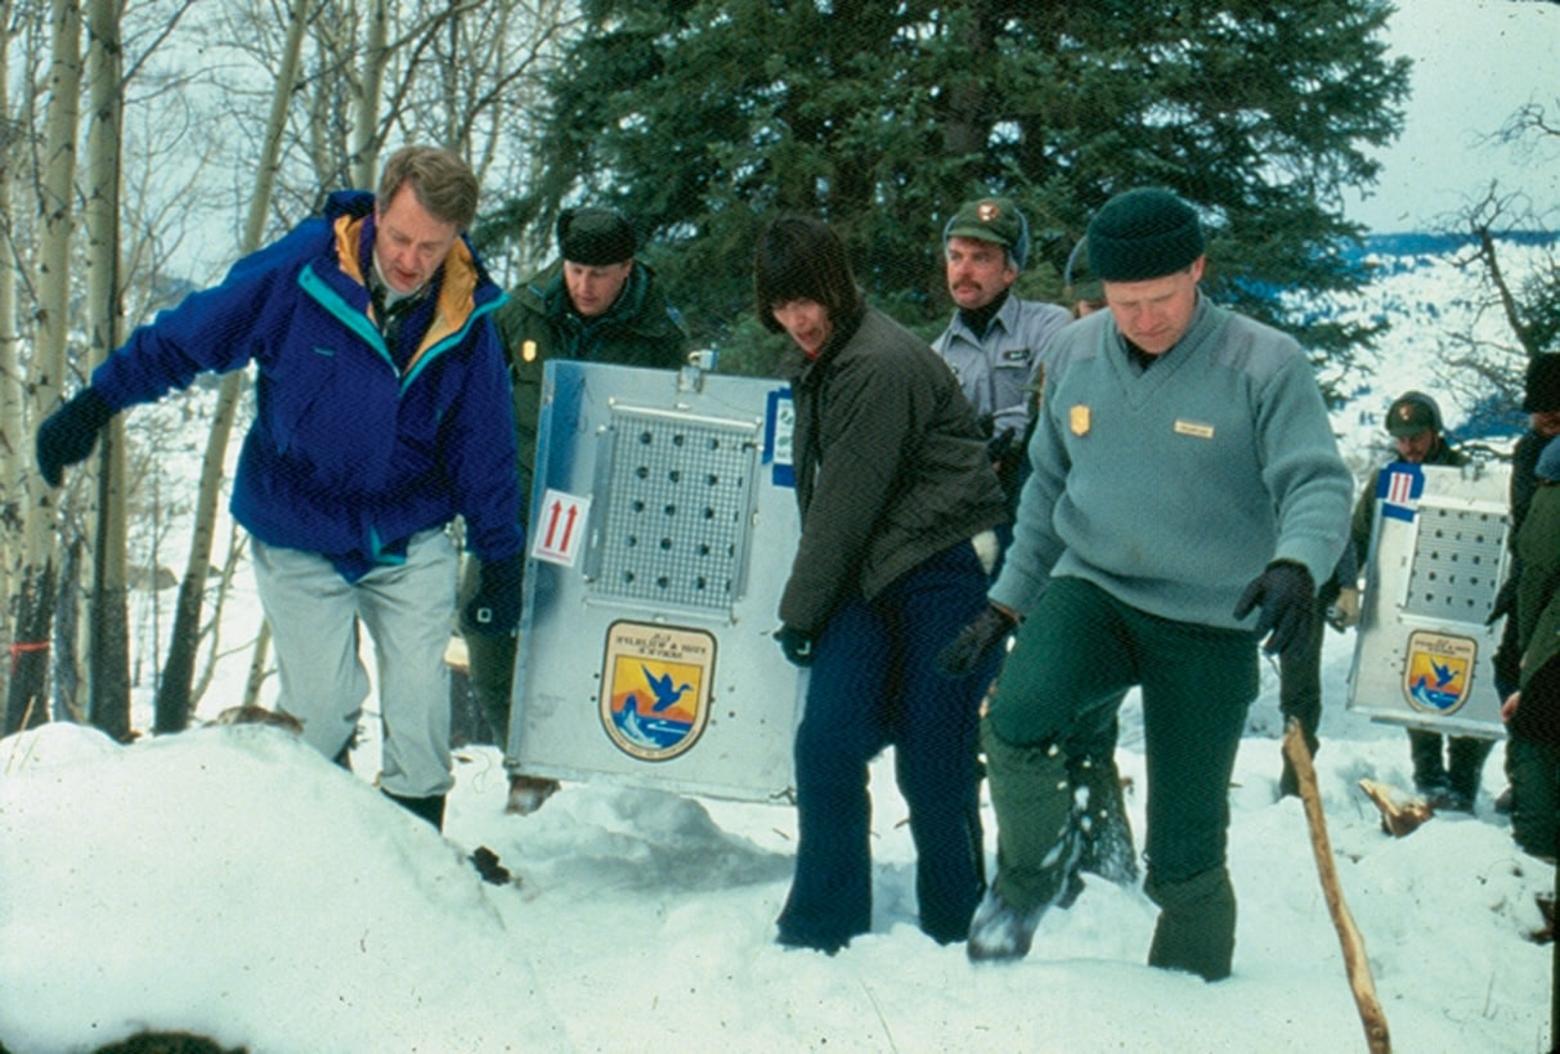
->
xmin=241 ymin=621 xmax=271 ymax=710
xmin=84 ymin=0 xmax=130 ymax=740
xmin=5 ymin=0 xmax=81 ymax=735
xmin=52 ymin=536 xmax=83 ymax=721
xmin=0 ymin=1 xmax=21 ymax=706
xmin=152 ymin=0 xmax=311 ymax=732
xmin=348 ymin=0 xmax=388 ymax=190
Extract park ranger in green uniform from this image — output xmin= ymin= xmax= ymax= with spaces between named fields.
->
xmin=941 ymin=187 xmax=1352 ymax=980
xmin=462 ymin=206 xmax=686 ymax=813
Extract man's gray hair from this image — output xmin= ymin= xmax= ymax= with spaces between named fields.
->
xmin=376 ymin=146 xmax=478 ymax=231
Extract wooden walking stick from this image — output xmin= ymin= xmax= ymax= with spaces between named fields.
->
xmin=1283 ymin=719 xmax=1392 ymax=1054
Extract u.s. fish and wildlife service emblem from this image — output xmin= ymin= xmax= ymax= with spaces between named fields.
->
xmin=599 ymin=620 xmax=715 ymax=761
xmin=1402 ymin=630 xmax=1476 ymax=716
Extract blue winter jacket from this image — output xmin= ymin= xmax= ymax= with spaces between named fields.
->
xmin=91 ymin=191 xmax=523 ymax=580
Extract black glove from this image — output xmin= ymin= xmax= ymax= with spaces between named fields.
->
xmin=1232 ymin=561 xmax=1315 ymax=659
xmin=464 ymin=554 xmax=523 ymax=636
xmin=774 ymin=624 xmax=815 ymax=667
xmin=990 ymin=427 xmax=1026 ymax=477
xmin=36 ymin=388 xmax=114 ymax=487
xmin=1487 ymin=573 xmax=1519 ymax=626
xmin=1492 ymin=635 xmax=1522 ymax=702
xmin=937 ymin=603 xmax=1018 ymax=676
xmin=986 ymin=428 xmax=1015 ymax=466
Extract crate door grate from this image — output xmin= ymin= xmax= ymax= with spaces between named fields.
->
xmin=592 ymin=410 xmax=759 ymax=612
xmin=1404 ymin=505 xmax=1508 ymax=622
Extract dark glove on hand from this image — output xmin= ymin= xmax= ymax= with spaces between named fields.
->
xmin=774 ymin=624 xmax=815 ymax=667
xmin=464 ymin=555 xmax=523 ymax=637
xmin=1487 ymin=573 xmax=1519 ymax=626
xmin=1492 ymin=636 xmax=1522 ymax=702
xmin=36 ymin=388 xmax=114 ymax=487
xmin=937 ymin=603 xmax=1018 ymax=677
xmin=1232 ymin=561 xmax=1315 ymax=659
xmin=986 ymin=428 xmax=1015 ymax=468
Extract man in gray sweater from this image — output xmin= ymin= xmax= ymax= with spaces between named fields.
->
xmin=941 ymin=187 xmax=1352 ymax=980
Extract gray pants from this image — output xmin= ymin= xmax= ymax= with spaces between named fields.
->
xmin=252 ymin=529 xmax=456 ymax=798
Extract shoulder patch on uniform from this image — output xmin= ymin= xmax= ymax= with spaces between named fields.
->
xmin=1070 ymin=404 xmax=1091 ymax=436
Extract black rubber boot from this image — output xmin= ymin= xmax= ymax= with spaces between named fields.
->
xmin=1146 ymin=866 xmax=1237 ymax=982
xmin=968 ymin=720 xmax=1077 ymax=962
xmin=1408 ymin=729 xmax=1449 ymax=797
xmin=384 ymin=790 xmax=446 ymax=831
xmin=1446 ymin=735 xmax=1495 ymax=809
xmin=1071 ymin=753 xmax=1138 ymax=884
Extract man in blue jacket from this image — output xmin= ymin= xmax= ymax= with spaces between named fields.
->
xmin=35 ymin=146 xmax=523 ymax=832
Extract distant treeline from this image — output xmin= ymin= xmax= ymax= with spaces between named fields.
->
xmin=1354 ymin=230 xmax=1560 ymax=259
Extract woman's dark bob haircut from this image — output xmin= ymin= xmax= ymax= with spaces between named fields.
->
xmin=753 ymin=215 xmax=862 ymax=334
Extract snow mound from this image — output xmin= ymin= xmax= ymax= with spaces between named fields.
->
xmin=0 ymin=724 xmax=565 ymax=1053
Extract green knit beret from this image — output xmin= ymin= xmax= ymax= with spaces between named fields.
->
xmin=1086 ymin=188 xmax=1204 ymax=282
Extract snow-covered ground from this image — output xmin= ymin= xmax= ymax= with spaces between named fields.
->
xmin=3 ymin=237 xmax=1556 ymax=1053
xmin=1 ymin=624 xmax=1552 ymax=1053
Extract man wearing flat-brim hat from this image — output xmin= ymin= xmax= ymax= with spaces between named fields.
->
xmin=939 ymin=186 xmax=1352 ymax=980
xmin=1345 ymin=391 xmax=1488 ymax=811
xmin=932 ymin=196 xmax=1071 ymax=512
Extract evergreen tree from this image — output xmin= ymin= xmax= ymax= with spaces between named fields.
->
xmin=500 ymin=0 xmax=1410 ymax=382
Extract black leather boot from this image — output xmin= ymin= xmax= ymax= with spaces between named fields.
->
xmin=384 ymin=790 xmax=446 ymax=831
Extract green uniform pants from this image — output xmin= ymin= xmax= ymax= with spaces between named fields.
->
xmin=985 ymin=576 xmax=1257 ymax=977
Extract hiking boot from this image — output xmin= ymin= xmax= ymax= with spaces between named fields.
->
xmin=1428 ymin=786 xmax=1473 ymax=813
xmin=384 ymin=790 xmax=446 ymax=831
xmin=1413 ymin=773 xmax=1451 ymax=804
xmin=967 ymin=886 xmax=1047 ymax=962
xmin=505 ymin=774 xmax=559 ymax=815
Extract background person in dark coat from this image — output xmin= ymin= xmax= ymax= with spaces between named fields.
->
xmin=1501 ymin=439 xmax=1560 ymax=861
xmin=757 ymin=215 xmax=1008 ymax=954
xmin=1492 ymin=354 xmax=1560 ymax=813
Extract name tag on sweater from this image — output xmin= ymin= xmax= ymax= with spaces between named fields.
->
xmin=1173 ymin=419 xmax=1215 ymax=439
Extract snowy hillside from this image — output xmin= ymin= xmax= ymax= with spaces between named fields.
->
xmin=1326 ymin=234 xmax=1554 ymax=464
